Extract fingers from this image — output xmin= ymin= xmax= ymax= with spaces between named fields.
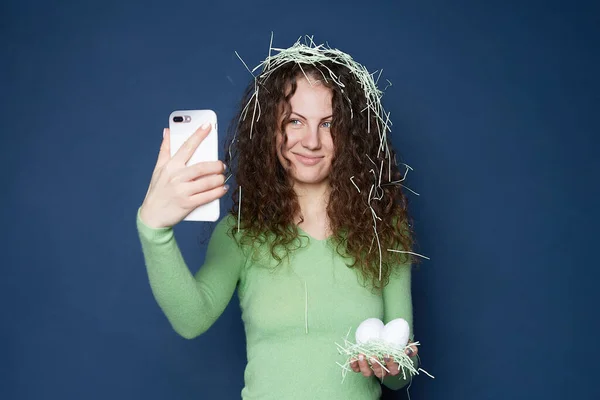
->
xmin=187 ymin=183 xmax=229 ymax=209
xmin=384 ymin=355 xmax=400 ymax=376
xmin=184 ymin=174 xmax=226 ymax=196
xmin=349 ymin=358 xmax=360 ymax=373
xmin=357 ymin=354 xmax=388 ymax=379
xmin=357 ymin=354 xmax=373 ymax=377
xmin=352 ymin=354 xmax=403 ymax=379
xmin=352 ymin=348 xmax=417 ymax=380
xmin=178 ymin=161 xmax=226 ymax=182
xmin=156 ymin=128 xmax=171 ymax=169
xmin=173 ymin=122 xmax=212 ymax=165
xmin=405 ymin=343 xmax=418 ymax=357
xmin=370 ymin=357 xmax=387 ymax=379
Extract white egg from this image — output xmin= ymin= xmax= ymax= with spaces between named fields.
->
xmin=381 ymin=318 xmax=410 ymax=349
xmin=355 ymin=318 xmax=384 ymax=344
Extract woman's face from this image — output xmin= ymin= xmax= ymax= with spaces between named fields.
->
xmin=276 ymin=76 xmax=334 ymax=191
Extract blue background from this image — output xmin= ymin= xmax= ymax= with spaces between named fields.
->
xmin=2 ymin=0 xmax=598 ymax=399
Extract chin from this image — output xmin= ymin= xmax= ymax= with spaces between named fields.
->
xmin=291 ymin=173 xmax=329 ymax=186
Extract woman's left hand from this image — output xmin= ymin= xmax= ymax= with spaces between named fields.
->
xmin=350 ymin=342 xmax=418 ymax=379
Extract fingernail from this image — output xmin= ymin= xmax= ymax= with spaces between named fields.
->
xmin=406 ymin=348 xmax=413 ymax=356
xmin=224 ymin=184 xmax=230 ymax=191
xmin=370 ymin=358 xmax=377 ymax=365
xmin=384 ymin=356 xmax=390 ymax=362
xmin=163 ymin=128 xmax=166 ymax=138
xmin=223 ymin=163 xmax=227 ymax=171
xmin=201 ymin=122 xmax=211 ymax=130
xmin=358 ymin=354 xmax=364 ymax=361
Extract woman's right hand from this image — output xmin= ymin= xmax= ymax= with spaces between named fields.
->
xmin=350 ymin=342 xmax=419 ymax=379
xmin=139 ymin=123 xmax=228 ymax=229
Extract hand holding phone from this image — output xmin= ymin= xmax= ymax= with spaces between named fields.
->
xmin=139 ymin=110 xmax=226 ymax=228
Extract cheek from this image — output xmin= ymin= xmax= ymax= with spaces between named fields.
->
xmin=324 ymin=134 xmax=335 ymax=158
xmin=275 ymin=133 xmax=289 ymax=167
xmin=284 ymin=130 xmax=299 ymax=147
xmin=277 ymin=130 xmax=301 ymax=154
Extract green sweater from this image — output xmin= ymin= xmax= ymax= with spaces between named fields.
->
xmin=136 ymin=210 xmax=418 ymax=399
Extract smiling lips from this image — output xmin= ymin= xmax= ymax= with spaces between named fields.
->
xmin=293 ymin=153 xmax=324 ymax=166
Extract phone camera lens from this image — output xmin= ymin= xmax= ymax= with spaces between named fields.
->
xmin=173 ymin=116 xmax=184 ymax=123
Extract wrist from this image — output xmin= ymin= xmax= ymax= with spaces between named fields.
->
xmin=139 ymin=204 xmax=168 ymax=229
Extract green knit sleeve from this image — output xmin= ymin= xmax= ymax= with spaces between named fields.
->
xmin=136 ymin=208 xmax=244 ymax=339
xmin=381 ymin=263 xmax=420 ymax=390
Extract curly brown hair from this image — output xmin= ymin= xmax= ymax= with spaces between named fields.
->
xmin=224 ymin=59 xmax=417 ymax=290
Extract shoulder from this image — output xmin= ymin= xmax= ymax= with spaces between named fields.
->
xmin=209 ymin=214 xmax=256 ymax=256
xmin=205 ymin=214 xmax=251 ymax=264
xmin=215 ymin=213 xmax=237 ymax=231
xmin=210 ymin=214 xmax=238 ymax=242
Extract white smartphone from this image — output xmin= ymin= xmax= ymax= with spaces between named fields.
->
xmin=169 ymin=109 xmax=220 ymax=222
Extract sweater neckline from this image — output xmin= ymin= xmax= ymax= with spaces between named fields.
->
xmin=296 ymin=225 xmax=331 ymax=243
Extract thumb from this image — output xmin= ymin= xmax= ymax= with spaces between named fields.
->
xmin=156 ymin=128 xmax=171 ymax=168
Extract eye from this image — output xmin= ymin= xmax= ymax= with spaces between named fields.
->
xmin=289 ymin=119 xmax=302 ymax=126
xmin=321 ymin=121 xmax=332 ymax=128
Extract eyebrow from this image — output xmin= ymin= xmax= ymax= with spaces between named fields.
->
xmin=291 ymin=111 xmax=333 ymax=121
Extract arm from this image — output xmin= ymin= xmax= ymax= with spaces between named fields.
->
xmin=136 ymin=208 xmax=244 ymax=339
xmin=381 ymin=263 xmax=420 ymax=390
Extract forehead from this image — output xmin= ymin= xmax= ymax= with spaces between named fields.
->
xmin=288 ymin=77 xmax=333 ymax=117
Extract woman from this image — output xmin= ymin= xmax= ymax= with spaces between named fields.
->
xmin=137 ymin=39 xmax=420 ymax=399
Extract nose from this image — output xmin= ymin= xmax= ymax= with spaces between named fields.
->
xmin=301 ymin=123 xmax=321 ymax=150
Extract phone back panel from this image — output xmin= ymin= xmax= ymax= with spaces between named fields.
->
xmin=169 ymin=109 xmax=220 ymax=222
